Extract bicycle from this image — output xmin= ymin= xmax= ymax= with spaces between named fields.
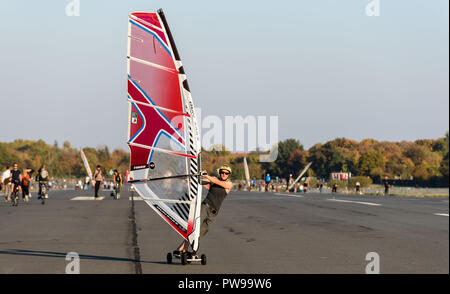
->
xmin=110 ymin=183 xmax=121 ymax=200
xmin=39 ymin=182 xmax=48 ymax=205
xmin=11 ymin=182 xmax=20 ymax=207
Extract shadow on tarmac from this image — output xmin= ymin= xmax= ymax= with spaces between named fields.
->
xmin=0 ymin=249 xmax=140 ymax=263
xmin=0 ymin=249 xmax=173 ymax=266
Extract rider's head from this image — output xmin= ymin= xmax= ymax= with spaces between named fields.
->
xmin=13 ymin=163 xmax=18 ymax=170
xmin=217 ymin=164 xmax=232 ymax=181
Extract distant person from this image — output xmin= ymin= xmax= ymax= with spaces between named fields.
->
xmin=355 ymin=181 xmax=361 ymax=194
xmin=93 ymin=165 xmax=103 ymax=198
xmin=332 ymin=183 xmax=338 ymax=193
xmin=124 ymin=170 xmax=130 ymax=182
xmin=265 ymin=174 xmax=271 ymax=192
xmin=21 ymin=169 xmax=32 ymax=202
xmin=384 ymin=181 xmax=390 ymax=196
xmin=319 ymin=183 xmax=323 ymax=193
xmin=303 ymin=181 xmax=308 ymax=194
xmin=286 ymin=174 xmax=294 ymax=193
xmin=112 ymin=169 xmax=123 ymax=199
xmin=9 ymin=163 xmax=23 ymax=199
xmin=36 ymin=165 xmax=50 ymax=199
xmin=2 ymin=166 xmax=11 ymax=202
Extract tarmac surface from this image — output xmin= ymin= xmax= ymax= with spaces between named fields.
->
xmin=0 ymin=185 xmax=448 ymax=274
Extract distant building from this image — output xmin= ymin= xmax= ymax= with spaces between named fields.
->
xmin=330 ymin=172 xmax=351 ymax=181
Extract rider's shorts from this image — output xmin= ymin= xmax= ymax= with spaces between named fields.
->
xmin=199 ymin=202 xmax=218 ymax=239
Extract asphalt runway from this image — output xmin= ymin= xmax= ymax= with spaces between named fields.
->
xmin=0 ymin=186 xmax=448 ymax=274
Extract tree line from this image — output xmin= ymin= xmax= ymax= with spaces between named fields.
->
xmin=202 ymin=133 xmax=449 ymax=187
xmin=0 ymin=139 xmax=129 ymax=178
xmin=258 ymin=133 xmax=449 ymax=187
xmin=1 ymin=132 xmax=448 ymax=187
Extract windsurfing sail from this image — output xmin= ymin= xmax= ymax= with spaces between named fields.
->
xmin=127 ymin=9 xmax=203 ymax=251
xmin=288 ymin=162 xmax=312 ymax=191
xmin=243 ymin=157 xmax=250 ymax=189
xmin=80 ymin=149 xmax=93 ymax=181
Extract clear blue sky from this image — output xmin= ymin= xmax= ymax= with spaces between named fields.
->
xmin=0 ymin=0 xmax=448 ymax=151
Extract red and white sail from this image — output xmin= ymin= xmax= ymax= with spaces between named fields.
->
xmin=127 ymin=9 xmax=202 ymax=251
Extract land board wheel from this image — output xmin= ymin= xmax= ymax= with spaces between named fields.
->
xmin=166 ymin=253 xmax=172 ymax=264
xmin=181 ymin=252 xmax=188 ymax=265
xmin=201 ymin=254 xmax=207 ymax=265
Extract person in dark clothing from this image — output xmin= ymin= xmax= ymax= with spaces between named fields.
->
xmin=175 ymin=164 xmax=233 ymax=254
xmin=384 ymin=181 xmax=390 ymax=196
xmin=112 ymin=169 xmax=123 ymax=199
xmin=9 ymin=163 xmax=23 ymax=198
xmin=332 ymin=183 xmax=338 ymax=193
xmin=93 ymin=165 xmax=103 ymax=198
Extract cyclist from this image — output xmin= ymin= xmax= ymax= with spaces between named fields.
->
xmin=112 ymin=170 xmax=123 ymax=199
xmin=36 ymin=165 xmax=50 ymax=199
xmin=9 ymin=163 xmax=23 ymax=202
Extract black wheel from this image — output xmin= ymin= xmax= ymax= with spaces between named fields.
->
xmin=201 ymin=254 xmax=207 ymax=265
xmin=12 ymin=194 xmax=18 ymax=206
xmin=166 ymin=252 xmax=172 ymax=264
xmin=181 ymin=252 xmax=188 ymax=265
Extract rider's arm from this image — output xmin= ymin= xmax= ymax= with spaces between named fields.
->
xmin=204 ymin=175 xmax=233 ymax=192
xmin=201 ymin=177 xmax=211 ymax=190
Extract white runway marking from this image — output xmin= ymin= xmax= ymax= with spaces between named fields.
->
xmin=274 ymin=193 xmax=304 ymax=198
xmin=327 ymin=198 xmax=381 ymax=206
xmin=70 ymin=196 xmax=104 ymax=200
xmin=434 ymin=213 xmax=449 ymax=217
xmin=129 ymin=196 xmax=143 ymax=200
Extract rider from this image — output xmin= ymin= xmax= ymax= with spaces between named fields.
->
xmin=175 ymin=164 xmax=233 ymax=254
xmin=9 ymin=163 xmax=23 ymax=200
xmin=112 ymin=169 xmax=123 ymax=199
xmin=36 ymin=165 xmax=50 ymax=199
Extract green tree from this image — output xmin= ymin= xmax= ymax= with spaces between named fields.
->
xmin=358 ymin=150 xmax=384 ymax=176
xmin=262 ymin=139 xmax=303 ymax=178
